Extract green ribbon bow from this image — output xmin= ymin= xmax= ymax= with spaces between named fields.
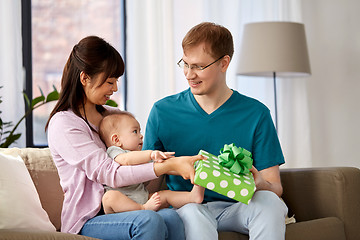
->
xmin=217 ymin=143 xmax=253 ymax=174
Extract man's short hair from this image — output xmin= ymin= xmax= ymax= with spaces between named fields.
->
xmin=182 ymin=22 xmax=234 ymax=60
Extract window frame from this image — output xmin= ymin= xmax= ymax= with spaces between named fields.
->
xmin=21 ymin=0 xmax=127 ymax=147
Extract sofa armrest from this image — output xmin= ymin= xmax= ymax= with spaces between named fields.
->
xmin=280 ymin=167 xmax=360 ymax=240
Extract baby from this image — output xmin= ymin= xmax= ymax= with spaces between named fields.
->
xmin=99 ymin=111 xmax=204 ymax=214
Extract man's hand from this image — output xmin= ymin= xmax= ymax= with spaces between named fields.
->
xmin=250 ymin=166 xmax=265 ymax=188
xmin=250 ymin=165 xmax=283 ymax=197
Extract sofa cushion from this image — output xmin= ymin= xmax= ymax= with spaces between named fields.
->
xmin=0 ymin=229 xmax=99 ymax=240
xmin=218 ymin=217 xmax=345 ymax=240
xmin=0 ymin=147 xmax=64 ymax=231
xmin=286 ymin=217 xmax=346 ymax=240
xmin=0 ymin=152 xmax=56 ymax=232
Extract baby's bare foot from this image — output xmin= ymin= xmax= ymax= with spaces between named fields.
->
xmin=142 ymin=192 xmax=161 ymax=211
xmin=190 ymin=185 xmax=205 ymax=204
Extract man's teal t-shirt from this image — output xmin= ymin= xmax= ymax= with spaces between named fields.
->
xmin=143 ymin=88 xmax=284 ymax=202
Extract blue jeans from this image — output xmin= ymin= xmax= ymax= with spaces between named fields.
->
xmin=176 ymin=190 xmax=288 ymax=240
xmin=80 ymin=209 xmax=185 ymax=240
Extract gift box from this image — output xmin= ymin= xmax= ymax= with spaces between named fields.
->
xmin=194 ymin=147 xmax=256 ymax=205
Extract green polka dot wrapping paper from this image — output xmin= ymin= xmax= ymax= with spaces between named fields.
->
xmin=194 ymin=150 xmax=256 ymax=205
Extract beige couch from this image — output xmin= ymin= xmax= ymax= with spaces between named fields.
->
xmin=0 ymin=147 xmax=359 ymax=240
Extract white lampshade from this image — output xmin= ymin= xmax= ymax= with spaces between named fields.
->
xmin=237 ymin=21 xmax=311 ymax=77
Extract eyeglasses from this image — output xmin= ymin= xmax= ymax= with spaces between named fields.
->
xmin=177 ymin=55 xmax=225 ymax=71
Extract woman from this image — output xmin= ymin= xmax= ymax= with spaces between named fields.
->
xmin=46 ymin=36 xmax=201 ymax=240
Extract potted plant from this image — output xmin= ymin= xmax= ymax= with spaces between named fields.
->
xmin=0 ymin=86 xmax=59 ymax=148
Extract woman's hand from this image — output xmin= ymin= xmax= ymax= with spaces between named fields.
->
xmin=153 ymin=155 xmax=205 ymax=184
xmin=169 ymin=155 xmax=206 ymax=183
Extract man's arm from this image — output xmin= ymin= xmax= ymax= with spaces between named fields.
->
xmin=250 ymin=165 xmax=283 ymax=197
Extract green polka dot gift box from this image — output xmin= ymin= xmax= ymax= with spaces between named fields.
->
xmin=194 ymin=145 xmax=256 ymax=205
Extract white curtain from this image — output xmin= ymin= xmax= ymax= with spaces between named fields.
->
xmin=126 ymin=0 xmax=311 ymax=168
xmin=0 ymin=0 xmax=25 ymax=147
xmin=126 ymin=0 xmax=176 ymax=132
xmin=234 ymin=0 xmax=312 ymax=168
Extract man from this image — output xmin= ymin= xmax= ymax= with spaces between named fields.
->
xmin=143 ymin=22 xmax=288 ymax=240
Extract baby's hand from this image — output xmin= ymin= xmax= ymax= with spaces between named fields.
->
xmin=151 ymin=151 xmax=175 ymax=162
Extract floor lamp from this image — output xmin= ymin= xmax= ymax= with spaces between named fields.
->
xmin=236 ymin=21 xmax=311 ymax=132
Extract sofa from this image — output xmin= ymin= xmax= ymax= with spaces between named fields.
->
xmin=0 ymin=147 xmax=359 ymax=240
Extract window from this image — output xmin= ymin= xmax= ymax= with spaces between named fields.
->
xmin=22 ymin=0 xmax=126 ymax=146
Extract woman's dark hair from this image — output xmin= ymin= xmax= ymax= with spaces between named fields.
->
xmin=45 ymin=36 xmax=124 ymax=131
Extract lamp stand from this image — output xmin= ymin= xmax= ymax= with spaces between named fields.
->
xmin=273 ymin=72 xmax=278 ymax=132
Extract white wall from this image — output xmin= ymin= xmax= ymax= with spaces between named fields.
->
xmin=301 ymin=0 xmax=360 ymax=168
